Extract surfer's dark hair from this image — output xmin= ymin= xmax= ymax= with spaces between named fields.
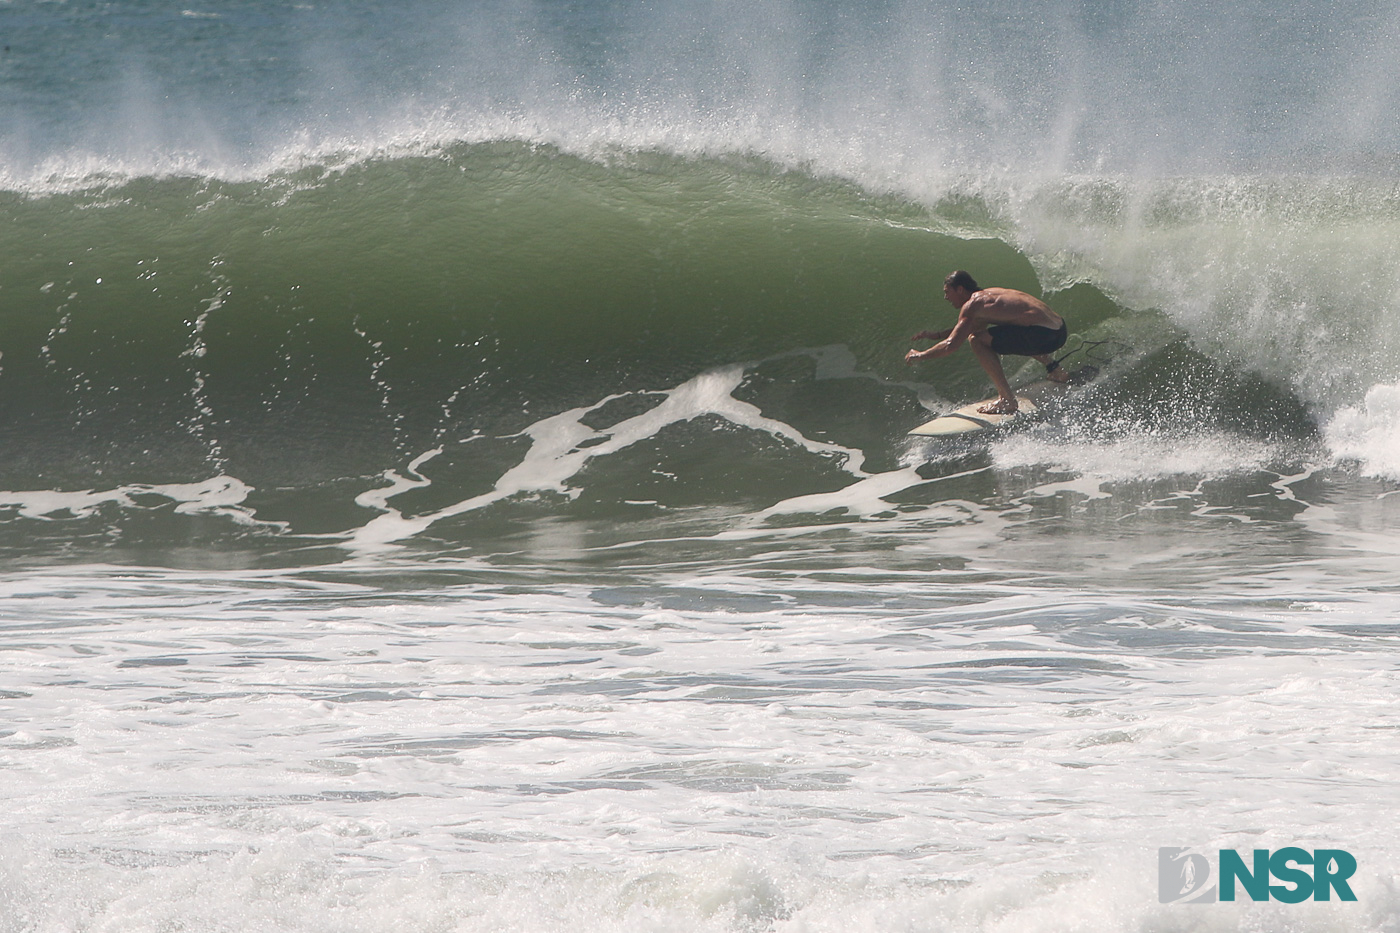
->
xmin=944 ymin=270 xmax=980 ymax=292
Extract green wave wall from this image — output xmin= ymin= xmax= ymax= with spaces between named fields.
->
xmin=1 ymin=143 xmax=1088 ymax=487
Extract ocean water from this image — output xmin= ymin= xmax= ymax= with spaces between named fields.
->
xmin=2 ymin=2 xmax=1400 ymax=931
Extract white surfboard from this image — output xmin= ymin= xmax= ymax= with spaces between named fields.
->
xmin=908 ymin=366 xmax=1099 ymax=438
xmin=908 ymin=396 xmax=1039 ymax=437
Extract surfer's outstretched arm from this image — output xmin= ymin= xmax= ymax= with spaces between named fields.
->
xmin=906 ymin=304 xmax=981 ymax=363
xmin=911 ymin=327 xmax=952 ymax=343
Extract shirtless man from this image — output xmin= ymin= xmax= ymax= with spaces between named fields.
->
xmin=905 ymin=270 xmax=1069 ymax=414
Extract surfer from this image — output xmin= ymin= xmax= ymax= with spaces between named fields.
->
xmin=905 ymin=271 xmax=1069 ymax=415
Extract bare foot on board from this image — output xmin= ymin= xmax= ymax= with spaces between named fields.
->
xmin=977 ymin=397 xmax=1019 ymax=415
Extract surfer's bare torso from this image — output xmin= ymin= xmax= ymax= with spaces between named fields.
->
xmin=958 ymin=287 xmax=1063 ymax=330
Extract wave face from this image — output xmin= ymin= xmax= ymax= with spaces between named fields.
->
xmin=0 ymin=144 xmax=1380 ymax=475
xmin=2 ymin=0 xmax=1399 ymax=524
xmin=0 ymin=147 xmax=1011 ymax=481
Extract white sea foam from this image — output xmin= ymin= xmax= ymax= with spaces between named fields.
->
xmin=2 ymin=560 xmax=1398 ymax=931
xmin=0 ymin=475 xmax=262 ymax=523
xmin=2 ymin=840 xmax=1391 ymax=932
xmin=1324 ymin=381 xmax=1400 ymax=480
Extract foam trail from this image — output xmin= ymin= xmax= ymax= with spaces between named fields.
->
xmin=346 ymin=364 xmax=870 ymax=551
xmin=754 ymin=467 xmax=927 ymax=520
xmin=0 ymin=477 xmax=261 ymax=524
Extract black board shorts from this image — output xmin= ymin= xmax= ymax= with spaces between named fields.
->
xmin=987 ymin=321 xmax=1068 ymax=357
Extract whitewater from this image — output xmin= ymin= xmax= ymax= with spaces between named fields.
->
xmin=2 ymin=2 xmax=1400 ymax=931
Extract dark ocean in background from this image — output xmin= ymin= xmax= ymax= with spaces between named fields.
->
xmin=2 ymin=2 xmax=1399 ymax=931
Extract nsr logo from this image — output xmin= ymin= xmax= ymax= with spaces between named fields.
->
xmin=1159 ymin=847 xmax=1358 ymax=904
